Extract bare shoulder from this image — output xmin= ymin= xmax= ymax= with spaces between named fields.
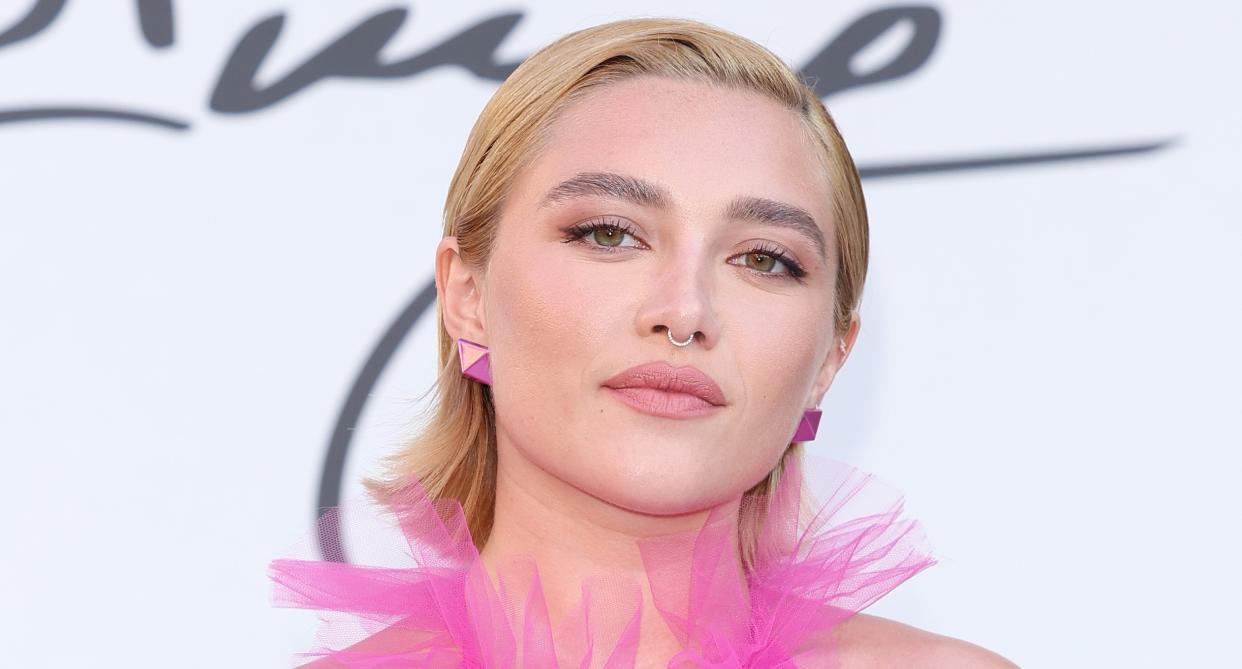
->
xmin=831 ymin=613 xmax=1020 ymax=669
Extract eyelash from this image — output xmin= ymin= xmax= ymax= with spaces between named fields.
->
xmin=560 ymin=218 xmax=808 ymax=282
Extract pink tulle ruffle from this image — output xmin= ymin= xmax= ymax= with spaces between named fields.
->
xmin=269 ymin=454 xmax=935 ymax=668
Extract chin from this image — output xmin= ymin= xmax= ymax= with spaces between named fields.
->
xmin=580 ymin=443 xmax=762 ymax=516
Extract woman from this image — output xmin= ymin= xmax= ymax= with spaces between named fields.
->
xmin=271 ymin=17 xmax=1018 ymax=668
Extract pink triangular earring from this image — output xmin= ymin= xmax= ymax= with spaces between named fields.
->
xmin=792 ymin=408 xmax=822 ymax=442
xmin=457 ymin=338 xmax=491 ymax=385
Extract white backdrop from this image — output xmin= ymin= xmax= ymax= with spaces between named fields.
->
xmin=2 ymin=1 xmax=1239 ymax=667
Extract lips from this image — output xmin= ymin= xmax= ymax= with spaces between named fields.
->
xmin=602 ymin=362 xmax=727 ymax=408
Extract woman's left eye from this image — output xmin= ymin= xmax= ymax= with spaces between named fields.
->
xmin=727 ymin=248 xmax=807 ymax=282
xmin=731 ymin=251 xmax=785 ymax=274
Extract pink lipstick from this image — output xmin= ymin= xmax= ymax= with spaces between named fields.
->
xmin=602 ymin=362 xmax=726 ymax=419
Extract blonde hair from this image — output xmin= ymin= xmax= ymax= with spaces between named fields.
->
xmin=363 ymin=17 xmax=870 ymax=572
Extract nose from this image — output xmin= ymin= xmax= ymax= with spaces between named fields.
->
xmin=634 ymin=246 xmax=721 ymax=349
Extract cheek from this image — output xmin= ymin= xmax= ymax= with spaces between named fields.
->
xmin=730 ymin=291 xmax=824 ymax=408
xmin=483 ymin=242 xmax=619 ymax=413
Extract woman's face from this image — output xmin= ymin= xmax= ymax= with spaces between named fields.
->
xmin=450 ymin=75 xmax=854 ymax=515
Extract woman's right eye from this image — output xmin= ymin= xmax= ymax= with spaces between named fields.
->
xmin=562 ymin=219 xmax=647 ymax=251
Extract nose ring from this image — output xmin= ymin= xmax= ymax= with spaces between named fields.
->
xmin=667 ymin=328 xmax=696 ymax=347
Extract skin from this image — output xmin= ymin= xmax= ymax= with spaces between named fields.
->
xmin=434 ymin=75 xmax=1016 ymax=667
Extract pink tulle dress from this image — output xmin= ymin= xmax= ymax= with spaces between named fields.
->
xmin=269 ymin=454 xmax=935 ymax=668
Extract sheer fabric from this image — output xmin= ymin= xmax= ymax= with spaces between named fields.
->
xmin=270 ymin=454 xmax=935 ymax=667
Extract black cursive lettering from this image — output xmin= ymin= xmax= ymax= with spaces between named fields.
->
xmin=210 ymin=9 xmax=524 ymax=114
xmin=801 ymin=5 xmax=941 ymax=98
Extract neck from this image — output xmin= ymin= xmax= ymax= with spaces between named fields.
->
xmin=478 ymin=433 xmax=749 ymax=665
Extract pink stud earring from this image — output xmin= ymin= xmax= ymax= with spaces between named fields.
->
xmin=791 ymin=408 xmax=822 ymax=442
xmin=457 ymin=338 xmax=491 ymax=385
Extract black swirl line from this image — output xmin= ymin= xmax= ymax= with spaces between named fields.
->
xmin=0 ymin=106 xmax=190 ymax=130
xmin=858 ymin=139 xmax=1174 ymax=179
xmin=315 ymin=279 xmax=438 ymax=562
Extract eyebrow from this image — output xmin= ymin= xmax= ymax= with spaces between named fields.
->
xmin=538 ymin=171 xmax=827 ymax=260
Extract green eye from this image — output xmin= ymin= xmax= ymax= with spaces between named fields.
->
xmin=592 ymin=226 xmax=626 ymax=247
xmin=727 ymin=245 xmax=807 ymax=283
xmin=562 ymin=219 xmax=644 ymax=251
xmin=745 ymin=252 xmax=777 ymax=272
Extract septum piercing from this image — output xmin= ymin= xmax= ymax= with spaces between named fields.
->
xmin=667 ymin=329 xmax=695 ymax=347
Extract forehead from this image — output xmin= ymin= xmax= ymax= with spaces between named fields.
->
xmin=512 ymin=75 xmax=835 ymax=239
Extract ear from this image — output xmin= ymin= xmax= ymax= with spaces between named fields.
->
xmin=809 ymin=311 xmax=861 ymax=406
xmin=435 ymin=236 xmax=487 ymax=343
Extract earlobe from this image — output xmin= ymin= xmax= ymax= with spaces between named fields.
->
xmin=435 ymin=236 xmax=487 ymax=343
